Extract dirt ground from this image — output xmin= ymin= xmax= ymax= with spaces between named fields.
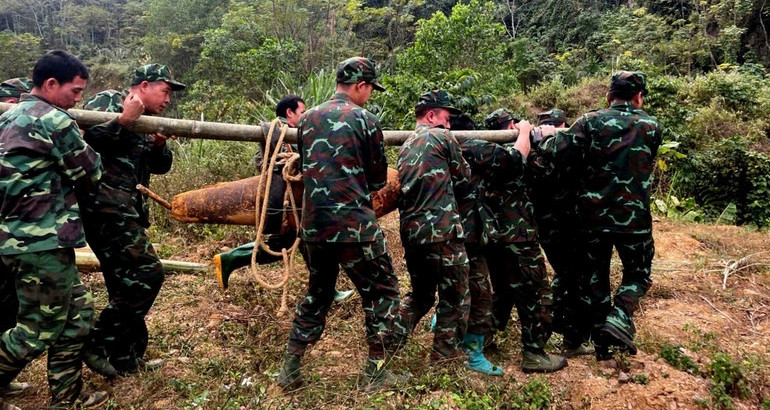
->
xmin=6 ymin=214 xmax=770 ymax=409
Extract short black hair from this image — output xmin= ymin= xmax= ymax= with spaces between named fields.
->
xmin=607 ymin=89 xmax=640 ymax=103
xmin=32 ymin=50 xmax=89 ymax=88
xmin=450 ymin=114 xmax=476 ymax=131
xmin=276 ymin=94 xmax=305 ymax=118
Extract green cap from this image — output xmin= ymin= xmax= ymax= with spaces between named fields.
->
xmin=415 ymin=89 xmax=461 ymax=115
xmin=609 ymin=70 xmax=647 ymax=96
xmin=131 ymin=63 xmax=186 ymax=91
xmin=536 ymin=109 xmax=568 ymax=126
xmin=336 ymin=57 xmax=385 ymax=91
xmin=0 ymin=77 xmax=32 ymax=98
xmin=484 ymin=108 xmax=518 ymax=130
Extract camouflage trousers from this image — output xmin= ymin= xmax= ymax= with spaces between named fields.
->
xmin=83 ymin=213 xmax=164 ymax=373
xmin=0 ymin=248 xmax=93 ymax=403
xmin=486 ymin=241 xmax=552 ymax=354
xmin=466 ymin=243 xmax=493 ymax=336
xmin=0 ymin=263 xmax=16 ymax=332
xmin=578 ymin=232 xmax=655 ymax=348
xmin=399 ymin=239 xmax=470 ymax=360
xmin=287 ymin=241 xmax=400 ymax=359
xmin=540 ymin=223 xmax=590 ymax=344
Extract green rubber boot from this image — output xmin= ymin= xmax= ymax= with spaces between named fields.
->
xmin=521 ymin=351 xmax=567 ymax=373
xmin=213 ymin=243 xmax=256 ymax=290
xmin=277 ymin=353 xmax=302 ymax=389
xmin=333 ymin=289 xmax=355 ymax=302
xmin=462 ymin=333 xmax=503 ymax=376
xmin=360 ymin=358 xmax=410 ymax=392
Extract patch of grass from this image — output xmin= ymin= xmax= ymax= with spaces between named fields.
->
xmin=632 ymin=373 xmax=650 ymax=385
xmin=659 ymin=343 xmax=702 ymax=375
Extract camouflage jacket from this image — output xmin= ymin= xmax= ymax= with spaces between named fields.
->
xmin=482 ymin=144 xmax=534 ymax=243
xmin=297 ymin=92 xmax=387 ymax=243
xmin=254 ymin=116 xmax=298 ymax=173
xmin=544 ymin=101 xmax=662 ymax=234
xmin=458 ymin=139 xmax=513 ymax=246
xmin=398 ymin=124 xmax=471 ymax=245
xmin=82 ymin=90 xmax=173 ymax=227
xmin=0 ymin=94 xmax=102 ymax=255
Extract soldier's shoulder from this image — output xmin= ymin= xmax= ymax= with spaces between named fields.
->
xmin=83 ymin=89 xmax=125 ymax=113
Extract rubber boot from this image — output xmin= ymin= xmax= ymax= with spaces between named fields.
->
xmin=429 ymin=313 xmax=437 ymax=332
xmin=562 ymin=340 xmax=595 ymax=358
xmin=462 ymin=333 xmax=503 ymax=376
xmin=83 ymin=352 xmax=117 ymax=378
xmin=360 ymin=358 xmax=410 ymax=392
xmin=213 ymin=243 xmax=255 ymax=290
xmin=521 ymin=350 xmax=567 ymax=373
xmin=333 ymin=289 xmax=355 ymax=302
xmin=277 ymin=353 xmax=302 ymax=389
xmin=0 ymin=382 xmax=31 ymax=397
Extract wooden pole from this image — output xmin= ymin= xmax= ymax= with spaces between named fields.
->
xmin=75 ymin=250 xmax=208 ymax=274
xmin=0 ymin=102 xmax=520 ymax=145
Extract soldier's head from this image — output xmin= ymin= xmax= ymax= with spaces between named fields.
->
xmin=484 ymin=108 xmax=518 ymax=130
xmin=450 ymin=113 xmax=477 ymax=131
xmin=536 ymin=109 xmax=568 ymax=128
xmin=607 ymin=71 xmax=647 ymax=108
xmin=0 ymin=77 xmax=32 ymax=104
xmin=415 ymin=89 xmax=461 ymax=129
xmin=129 ymin=63 xmax=186 ymax=115
xmin=276 ymin=94 xmax=306 ymax=127
xmin=31 ymin=50 xmax=89 ymax=110
xmin=335 ymin=57 xmax=385 ymax=106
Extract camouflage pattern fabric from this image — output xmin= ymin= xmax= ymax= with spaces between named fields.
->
xmin=580 ymin=233 xmax=654 ymax=350
xmin=483 ymin=144 xmax=535 ymax=243
xmin=466 ymin=244 xmax=493 ymax=336
xmin=486 ymin=241 xmax=552 ymax=354
xmin=131 ymin=64 xmax=185 ymax=90
xmin=81 ymin=89 xmax=171 ymax=373
xmin=398 ymin=124 xmax=471 ymax=245
xmin=397 ymin=239 xmax=470 ymax=360
xmin=543 ymin=101 xmax=662 ymax=234
xmin=0 ymin=78 xmax=32 ymax=98
xmin=0 ymin=94 xmax=102 ymax=255
xmin=297 ymin=92 xmax=387 ymax=243
xmin=287 ymin=241 xmax=400 ymax=359
xmin=0 ymin=248 xmax=93 ymax=403
xmin=82 ymin=215 xmax=163 ymax=373
xmin=335 ymin=57 xmax=385 ymax=91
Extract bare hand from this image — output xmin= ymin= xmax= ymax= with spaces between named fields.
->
xmin=514 ymin=120 xmax=532 ymax=157
xmin=117 ymin=92 xmax=145 ymax=127
xmin=539 ymin=125 xmax=556 ymax=137
xmin=152 ymin=132 xmax=176 ymax=147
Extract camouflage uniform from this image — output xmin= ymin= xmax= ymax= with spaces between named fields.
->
xmin=286 ymin=58 xmax=400 ymax=361
xmin=0 ymin=78 xmax=32 ymax=333
xmin=482 ymin=109 xmax=553 ymax=355
xmin=397 ymin=90 xmax=471 ymax=360
xmin=530 ymin=109 xmax=586 ymax=343
xmin=80 ymin=64 xmax=185 ymax=373
xmin=544 ymin=71 xmax=662 ymax=356
xmin=0 ymin=93 xmax=102 ymax=402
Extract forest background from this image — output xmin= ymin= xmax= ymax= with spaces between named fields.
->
xmin=2 ymin=0 xmax=770 ymax=238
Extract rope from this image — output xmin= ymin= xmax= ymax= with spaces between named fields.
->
xmin=250 ymin=118 xmax=303 ymax=315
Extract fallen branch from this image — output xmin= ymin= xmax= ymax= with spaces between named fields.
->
xmin=721 ymin=251 xmax=770 ymax=290
xmin=699 ymin=295 xmax=739 ymax=324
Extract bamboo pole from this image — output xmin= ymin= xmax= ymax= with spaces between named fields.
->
xmin=75 ymin=250 xmax=208 ymax=274
xmin=0 ymin=102 xmax=520 ymax=145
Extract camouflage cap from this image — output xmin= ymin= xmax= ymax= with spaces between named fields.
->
xmin=536 ymin=109 xmax=568 ymax=126
xmin=415 ymin=89 xmax=461 ymax=115
xmin=0 ymin=77 xmax=32 ymax=98
xmin=131 ymin=63 xmax=186 ymax=91
xmin=484 ymin=108 xmax=518 ymax=130
xmin=336 ymin=57 xmax=385 ymax=92
xmin=609 ymin=70 xmax=647 ymax=96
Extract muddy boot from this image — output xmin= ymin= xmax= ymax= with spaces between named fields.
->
xmin=0 ymin=382 xmax=31 ymax=397
xmin=277 ymin=353 xmax=302 ymax=389
xmin=521 ymin=351 xmax=567 ymax=373
xmin=599 ymin=323 xmax=637 ymax=355
xmin=360 ymin=358 xmax=409 ymax=392
xmin=49 ymin=390 xmax=109 ymax=409
xmin=562 ymin=340 xmax=595 ymax=358
xmin=462 ymin=333 xmax=503 ymax=376
xmin=84 ymin=352 xmax=117 ymax=378
xmin=333 ymin=289 xmax=355 ymax=302
xmin=213 ymin=243 xmax=255 ymax=290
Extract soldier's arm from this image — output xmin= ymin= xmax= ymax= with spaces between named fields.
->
xmin=543 ymin=116 xmax=590 ymax=168
xmin=364 ymin=113 xmax=388 ymax=191
xmin=148 ymin=142 xmax=173 ymax=175
xmin=447 ymin=131 xmax=472 ymax=186
xmin=55 ymin=119 xmax=102 ymax=193
xmin=83 ymin=92 xmax=144 ymax=155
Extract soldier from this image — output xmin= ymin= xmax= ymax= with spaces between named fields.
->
xmin=0 ymin=78 xmax=31 ymax=104
xmin=0 ymin=77 xmax=32 ymax=335
xmin=80 ymin=63 xmax=185 ymax=376
xmin=277 ymin=57 xmax=403 ymax=391
xmin=531 ymin=109 xmax=593 ymax=357
xmin=396 ymin=89 xmax=472 ymax=364
xmin=0 ymin=50 xmax=106 ymax=408
xmin=543 ymin=71 xmax=662 ymax=360
xmin=253 ymin=94 xmax=305 ymax=171
xmin=483 ymin=108 xmax=567 ymax=373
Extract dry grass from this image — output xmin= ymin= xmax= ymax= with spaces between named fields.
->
xmin=7 ymin=215 xmax=770 ymax=409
